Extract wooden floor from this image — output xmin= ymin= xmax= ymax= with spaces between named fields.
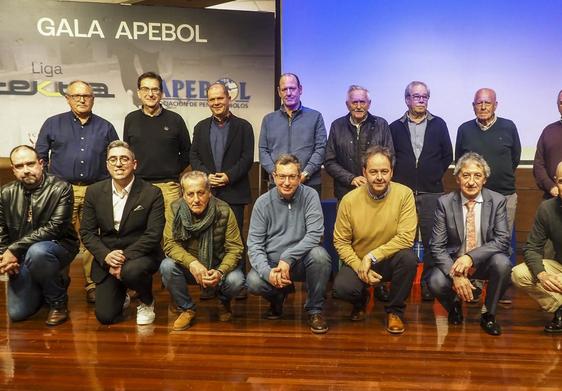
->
xmin=1 ymin=260 xmax=562 ymax=391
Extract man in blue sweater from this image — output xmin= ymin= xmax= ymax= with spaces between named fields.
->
xmin=247 ymin=154 xmax=332 ymax=334
xmin=259 ymin=73 xmax=327 ymax=195
xmin=390 ymin=81 xmax=453 ymax=301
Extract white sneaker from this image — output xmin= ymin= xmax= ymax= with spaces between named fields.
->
xmin=122 ymin=293 xmax=131 ymax=311
xmin=136 ymin=300 xmax=155 ymax=325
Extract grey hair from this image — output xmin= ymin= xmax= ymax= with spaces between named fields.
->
xmin=347 ymin=85 xmax=371 ymax=102
xmin=107 ymin=140 xmax=135 ymax=160
xmin=404 ymin=81 xmax=430 ymax=98
xmin=180 ymin=170 xmax=211 ymax=191
xmin=453 ymin=152 xmax=491 ymax=178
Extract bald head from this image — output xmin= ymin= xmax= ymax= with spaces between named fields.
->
xmin=473 ymin=88 xmax=498 ymax=125
xmin=557 ymin=90 xmax=562 ymax=116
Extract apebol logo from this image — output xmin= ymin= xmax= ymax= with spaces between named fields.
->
xmin=160 ymin=77 xmax=251 ymax=109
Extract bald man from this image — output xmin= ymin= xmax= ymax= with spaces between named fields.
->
xmin=455 ymin=88 xmax=521 ymax=304
xmin=512 ymin=162 xmax=562 ymax=333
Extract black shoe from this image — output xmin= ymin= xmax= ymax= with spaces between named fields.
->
xmin=421 ymin=282 xmax=434 ymax=301
xmin=373 ymin=285 xmax=390 ymax=302
xmin=448 ymin=301 xmax=464 ymax=325
xmin=265 ymin=295 xmax=284 ymax=320
xmin=544 ymin=306 xmax=562 ymax=333
xmin=46 ymin=301 xmax=69 ymax=326
xmin=308 ymin=313 xmax=329 ymax=334
xmin=480 ymin=312 xmax=502 ymax=336
xmin=350 ymin=305 xmax=366 ymax=322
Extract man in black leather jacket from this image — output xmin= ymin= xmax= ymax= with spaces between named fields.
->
xmin=0 ymin=145 xmax=78 ymax=326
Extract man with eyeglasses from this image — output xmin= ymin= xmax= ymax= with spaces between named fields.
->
xmin=389 ymin=81 xmax=453 ymax=301
xmin=456 ymin=88 xmax=521 ymax=304
xmin=80 ymin=140 xmax=165 ymax=325
xmin=0 ymin=145 xmax=78 ymax=326
xmin=325 ymin=84 xmax=394 ymax=302
xmin=259 ymin=73 xmax=327 ymax=195
xmin=36 ymin=80 xmax=119 ymax=304
xmin=512 ymin=161 xmax=562 ymax=333
xmin=124 ymin=71 xmax=191 ymax=214
xmin=247 ymin=154 xmax=332 ymax=334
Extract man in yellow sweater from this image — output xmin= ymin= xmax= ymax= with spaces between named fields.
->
xmin=333 ymin=145 xmax=418 ymax=334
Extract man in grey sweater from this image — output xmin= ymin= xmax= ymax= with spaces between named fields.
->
xmin=247 ymin=154 xmax=332 ymax=334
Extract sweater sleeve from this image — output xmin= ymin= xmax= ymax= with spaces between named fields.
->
xmin=533 ymin=130 xmax=554 ymax=194
xmin=247 ymin=196 xmax=273 ymax=280
xmin=333 ymin=197 xmax=362 ymax=272
xmin=523 ymin=202 xmax=550 ymax=278
xmin=302 ymin=112 xmax=327 ymax=176
xmin=258 ymin=116 xmax=275 ymax=175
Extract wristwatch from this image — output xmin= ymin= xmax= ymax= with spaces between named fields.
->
xmin=368 ymin=253 xmax=378 ymax=269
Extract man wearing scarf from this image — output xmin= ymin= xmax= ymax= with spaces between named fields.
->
xmin=160 ymin=171 xmax=244 ymax=331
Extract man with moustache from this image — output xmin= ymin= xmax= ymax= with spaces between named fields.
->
xmin=389 ymin=81 xmax=453 ymax=301
xmin=512 ymin=161 xmax=562 ymax=333
xmin=36 ymin=80 xmax=119 ymax=304
xmin=456 ymin=88 xmax=520 ymax=304
xmin=259 ymin=73 xmax=327 ymax=195
xmin=124 ymin=71 xmax=191 ymax=213
xmin=160 ymin=171 xmax=244 ymax=331
xmin=333 ymin=146 xmax=418 ymax=334
xmin=325 ymin=84 xmax=394 ymax=301
xmin=429 ymin=152 xmax=512 ymax=335
xmin=80 ymin=141 xmax=164 ymax=325
xmin=0 ymin=145 xmax=78 ymax=326
xmin=247 ymin=154 xmax=331 ymax=334
xmin=533 ymin=90 xmax=562 ymax=199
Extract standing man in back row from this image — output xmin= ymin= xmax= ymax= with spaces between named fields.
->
xmin=390 ymin=81 xmax=453 ymax=301
xmin=124 ymin=71 xmax=192 ymax=213
xmin=259 ymin=73 xmax=327 ymax=195
xmin=36 ymin=80 xmax=119 ymax=304
xmin=456 ymin=88 xmax=521 ymax=304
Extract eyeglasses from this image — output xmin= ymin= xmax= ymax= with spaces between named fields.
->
xmin=274 ymin=173 xmax=299 ymax=182
xmin=67 ymin=94 xmax=94 ymax=102
xmin=409 ymin=94 xmax=429 ymax=102
xmin=107 ymin=156 xmax=131 ymax=166
xmin=139 ymin=87 xmax=161 ymax=95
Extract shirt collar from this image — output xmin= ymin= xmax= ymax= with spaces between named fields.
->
xmin=475 ymin=115 xmax=497 ymax=131
xmin=349 ymin=113 xmax=369 ymax=127
xmin=141 ymin=105 xmax=163 ymax=118
xmin=212 ymin=112 xmax=231 ymax=125
xmin=460 ymin=191 xmax=483 ymax=206
xmin=401 ymin=111 xmax=434 ymax=124
xmin=71 ymin=111 xmax=92 ymax=125
xmin=366 ymin=183 xmax=390 ymax=200
xmin=112 ymin=176 xmax=135 ymax=198
xmin=281 ymin=102 xmax=302 ymax=116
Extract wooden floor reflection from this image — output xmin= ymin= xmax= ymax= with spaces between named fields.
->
xmin=1 ymin=261 xmax=561 ymax=390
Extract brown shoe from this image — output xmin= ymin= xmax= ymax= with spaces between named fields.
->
xmin=173 ymin=310 xmax=196 ymax=331
xmin=218 ymin=301 xmax=232 ymax=322
xmin=386 ymin=313 xmax=405 ymax=334
xmin=308 ymin=313 xmax=329 ymax=334
xmin=350 ymin=306 xmax=366 ymax=322
xmin=86 ymin=288 xmax=96 ymax=304
xmin=46 ymin=302 xmax=69 ymax=326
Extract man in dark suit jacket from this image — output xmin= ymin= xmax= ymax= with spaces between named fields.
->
xmin=190 ymin=82 xmax=254 ymax=233
xmin=429 ymin=152 xmax=511 ymax=335
xmin=80 ymin=141 xmax=164 ymax=325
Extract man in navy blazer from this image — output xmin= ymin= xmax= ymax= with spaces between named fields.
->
xmin=429 ymin=152 xmax=511 ymax=335
xmin=190 ymin=82 xmax=254 ymax=238
xmin=80 ymin=140 xmax=164 ymax=325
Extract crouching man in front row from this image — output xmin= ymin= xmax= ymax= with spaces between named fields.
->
xmin=160 ymin=171 xmax=245 ymax=331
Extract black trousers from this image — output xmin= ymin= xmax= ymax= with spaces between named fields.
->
xmin=415 ymin=193 xmax=442 ymax=283
xmin=95 ymin=256 xmax=159 ymax=325
xmin=427 ymin=253 xmax=512 ymax=316
xmin=333 ymin=249 xmax=418 ymax=316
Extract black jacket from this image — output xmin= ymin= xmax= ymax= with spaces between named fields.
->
xmin=190 ymin=114 xmax=254 ymax=205
xmin=390 ymin=114 xmax=453 ymax=194
xmin=325 ymin=113 xmax=393 ymax=200
xmin=0 ymin=174 xmax=78 ymax=259
xmin=80 ymin=177 xmax=164 ymax=284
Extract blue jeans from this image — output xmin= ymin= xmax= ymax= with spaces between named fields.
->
xmin=246 ymin=246 xmax=331 ymax=315
xmin=8 ymin=241 xmax=74 ymax=321
xmin=159 ymin=257 xmax=245 ymax=311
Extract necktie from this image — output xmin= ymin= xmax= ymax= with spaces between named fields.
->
xmin=465 ymin=199 xmax=476 ymax=252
